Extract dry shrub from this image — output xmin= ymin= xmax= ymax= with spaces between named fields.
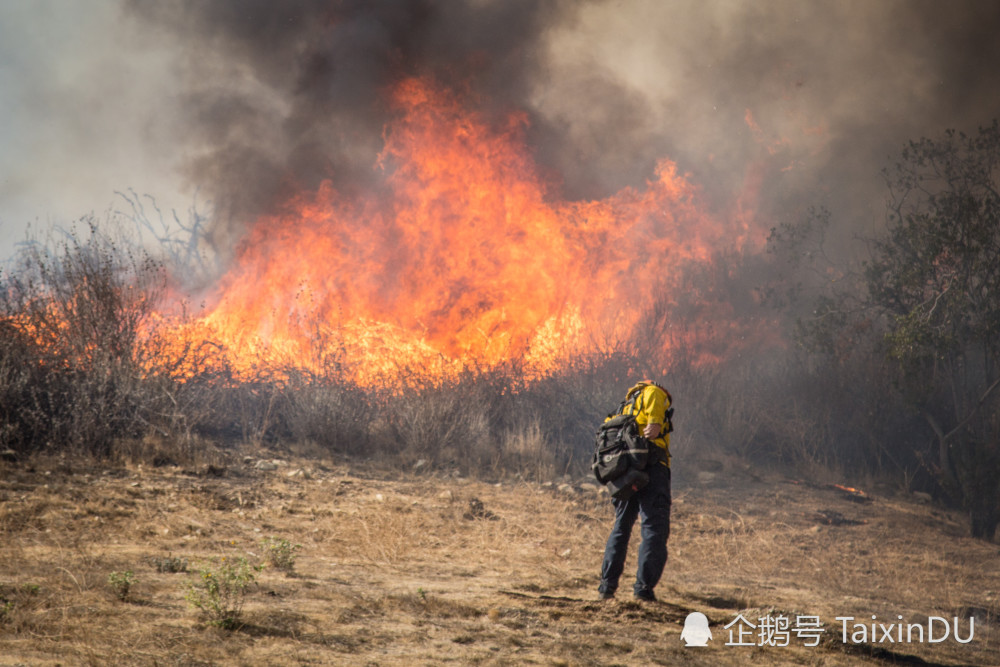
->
xmin=10 ymin=221 xmax=164 ymax=456
xmin=500 ymin=419 xmax=554 ymax=482
xmin=0 ymin=581 xmax=45 ymax=634
xmin=280 ymin=370 xmax=375 ymax=456
xmin=0 ymin=216 xmax=926 ymax=492
xmin=0 ymin=219 xmax=219 ymax=459
xmin=666 ymin=347 xmax=927 ymax=486
xmin=379 ymin=380 xmax=493 ymax=473
xmin=669 ymin=354 xmax=775 ymax=463
xmin=349 ymin=502 xmax=421 ymax=564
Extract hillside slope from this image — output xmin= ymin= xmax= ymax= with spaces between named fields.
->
xmin=1 ymin=451 xmax=996 ymax=666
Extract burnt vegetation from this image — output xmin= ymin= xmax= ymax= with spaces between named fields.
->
xmin=2 ymin=123 xmax=1000 ymax=541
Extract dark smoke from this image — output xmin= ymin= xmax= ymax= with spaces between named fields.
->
xmin=125 ymin=0 xmax=582 ymax=245
xmin=124 ymin=0 xmax=1000 ymax=256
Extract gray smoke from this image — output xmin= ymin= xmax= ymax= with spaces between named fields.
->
xmin=123 ymin=0 xmax=1000 ymax=252
xmin=8 ymin=0 xmax=996 ymax=260
xmin=533 ymin=0 xmax=1000 ymax=243
xmin=123 ymin=0 xmax=580 ymax=245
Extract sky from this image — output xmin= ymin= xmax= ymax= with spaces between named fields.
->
xmin=0 ymin=1 xmax=188 ymax=259
xmin=2 ymin=0 xmax=1000 ymax=263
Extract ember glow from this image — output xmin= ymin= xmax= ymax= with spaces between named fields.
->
xmin=159 ymin=78 xmax=765 ymax=386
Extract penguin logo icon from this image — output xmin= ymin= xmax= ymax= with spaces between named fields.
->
xmin=680 ymin=612 xmax=712 ymax=647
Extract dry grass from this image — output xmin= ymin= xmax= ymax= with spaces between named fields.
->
xmin=0 ymin=450 xmax=997 ymax=666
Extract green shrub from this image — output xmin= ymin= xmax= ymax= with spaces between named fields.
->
xmin=0 ymin=598 xmax=13 ymax=623
xmin=108 ymin=570 xmax=136 ymax=601
xmin=0 ymin=583 xmax=40 ymax=626
xmin=184 ymin=556 xmax=261 ymax=629
xmin=260 ymin=537 xmax=300 ymax=574
xmin=151 ymin=554 xmax=188 ymax=573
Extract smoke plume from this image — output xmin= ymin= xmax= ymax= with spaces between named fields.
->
xmin=123 ymin=0 xmax=1000 ymax=253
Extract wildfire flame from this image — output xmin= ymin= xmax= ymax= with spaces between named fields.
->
xmin=158 ymin=77 xmax=766 ymax=386
xmin=832 ymin=484 xmax=867 ymax=497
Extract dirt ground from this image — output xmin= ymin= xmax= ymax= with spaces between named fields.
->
xmin=1 ymin=448 xmax=997 ymax=666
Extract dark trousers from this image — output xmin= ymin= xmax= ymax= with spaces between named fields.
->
xmin=598 ymin=463 xmax=671 ymax=598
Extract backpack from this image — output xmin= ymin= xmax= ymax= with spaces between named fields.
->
xmin=592 ymin=381 xmax=674 ymax=501
xmin=592 ymin=411 xmax=649 ymax=486
xmin=592 ymin=388 xmax=653 ymax=500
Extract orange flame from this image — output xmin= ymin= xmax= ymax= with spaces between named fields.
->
xmin=159 ymin=77 xmax=768 ymax=386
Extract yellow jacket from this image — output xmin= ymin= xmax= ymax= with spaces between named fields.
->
xmin=622 ymin=382 xmax=671 ymax=466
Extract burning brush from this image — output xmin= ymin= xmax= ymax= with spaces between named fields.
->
xmin=828 ymin=484 xmax=872 ymax=504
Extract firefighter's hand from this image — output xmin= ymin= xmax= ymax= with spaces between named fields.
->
xmin=643 ymin=423 xmax=661 ymax=439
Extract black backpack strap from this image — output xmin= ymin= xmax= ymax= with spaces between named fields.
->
xmin=624 ymin=385 xmax=645 ymax=418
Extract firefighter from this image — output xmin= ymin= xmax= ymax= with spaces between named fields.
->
xmin=597 ymin=380 xmax=672 ymax=602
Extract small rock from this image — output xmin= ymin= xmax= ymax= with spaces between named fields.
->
xmin=374 ymin=493 xmax=385 ymax=502
xmin=438 ymin=490 xmax=454 ymax=501
xmin=557 ymin=483 xmax=576 ymax=494
xmin=413 ymin=459 xmax=428 ymax=471
xmin=578 ymin=483 xmax=600 ymax=494
xmin=186 ymin=519 xmax=207 ymax=534
xmin=699 ymin=458 xmax=725 ymax=472
xmin=270 ymin=459 xmax=289 ymax=467
xmin=255 ymin=460 xmax=278 ymax=471
xmin=559 ymin=548 xmax=572 ymax=558
xmin=286 ymin=468 xmax=310 ymax=479
xmin=912 ymin=491 xmax=933 ymax=504
xmin=152 ymin=455 xmax=177 ymax=468
xmin=464 ymin=497 xmax=498 ymax=521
